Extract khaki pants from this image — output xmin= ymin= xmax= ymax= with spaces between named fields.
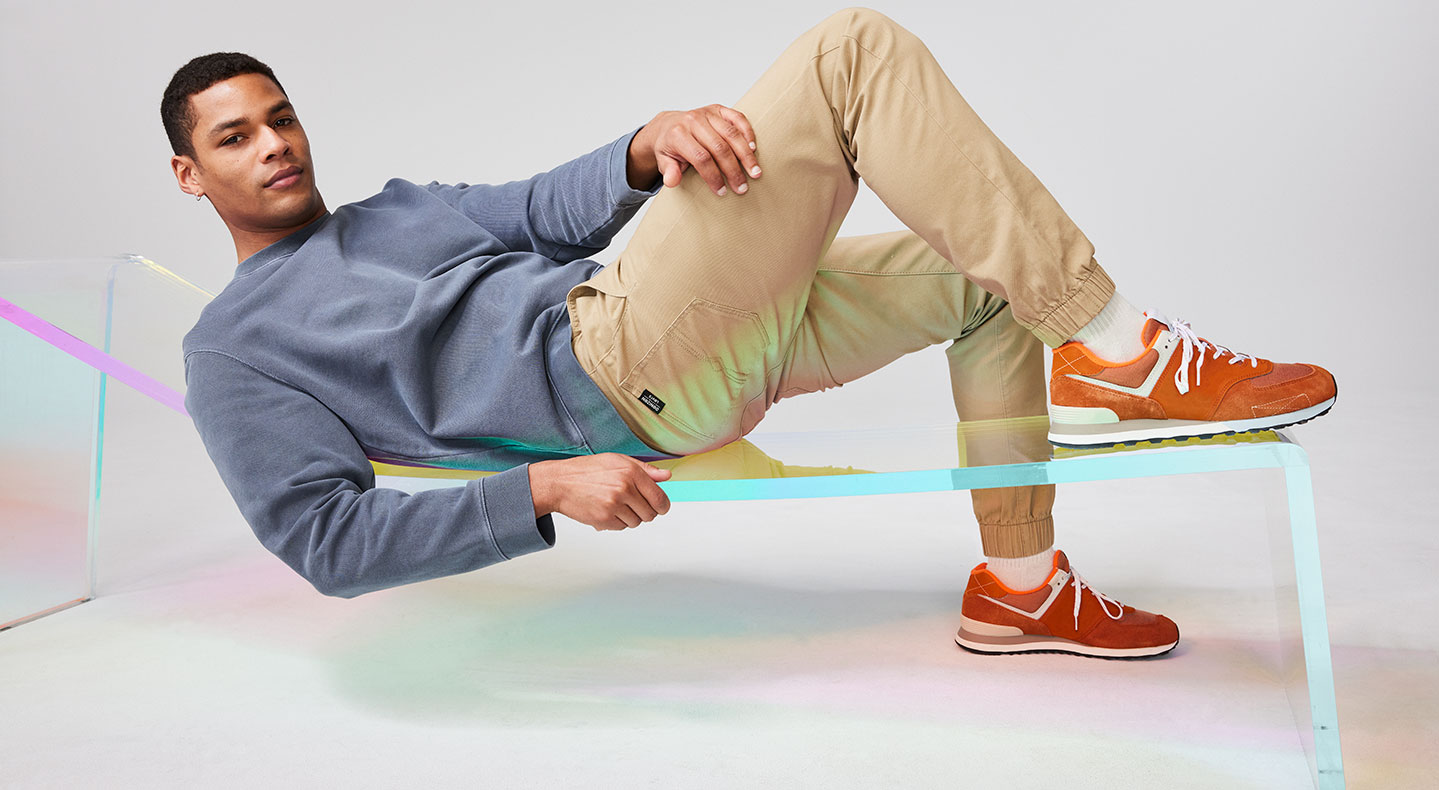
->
xmin=565 ymin=7 xmax=1114 ymax=558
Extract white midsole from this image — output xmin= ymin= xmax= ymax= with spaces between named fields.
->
xmin=1048 ymin=403 xmax=1119 ymax=424
xmin=955 ymin=630 xmax=1178 ymax=657
xmin=1047 ymin=396 xmax=1335 ymax=446
xmin=959 ymin=615 xmax=1024 ymax=637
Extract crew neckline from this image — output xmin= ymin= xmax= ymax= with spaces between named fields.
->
xmin=234 ymin=211 xmax=332 ymax=277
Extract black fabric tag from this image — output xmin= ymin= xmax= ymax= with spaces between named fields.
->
xmin=639 ymin=389 xmax=665 ymax=414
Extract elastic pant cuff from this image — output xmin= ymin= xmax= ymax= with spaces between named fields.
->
xmin=978 ymin=515 xmax=1055 ymax=558
xmin=1028 ymin=259 xmax=1116 ymax=348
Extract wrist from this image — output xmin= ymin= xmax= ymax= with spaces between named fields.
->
xmin=528 ymin=461 xmax=553 ymax=519
xmin=626 ymin=119 xmax=660 ymax=190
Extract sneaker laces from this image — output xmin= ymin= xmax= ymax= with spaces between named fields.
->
xmin=1067 ymin=567 xmax=1125 ymax=631
xmin=1147 ymin=312 xmax=1259 ymax=395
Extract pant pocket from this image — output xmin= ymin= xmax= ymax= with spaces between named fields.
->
xmin=618 ymin=297 xmax=770 ymax=444
xmin=568 ymin=278 xmax=629 ymax=377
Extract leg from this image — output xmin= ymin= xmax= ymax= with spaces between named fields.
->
xmin=568 ymin=7 xmax=1111 ymax=455
xmin=943 ymin=305 xmax=1056 ymax=559
xmin=769 ymin=229 xmax=1055 ymax=554
xmin=781 ymin=231 xmax=1175 ymax=659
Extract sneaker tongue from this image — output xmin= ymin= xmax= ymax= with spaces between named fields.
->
xmin=1052 ymin=550 xmax=1071 ymax=574
xmin=1141 ymin=317 xmax=1166 ymax=347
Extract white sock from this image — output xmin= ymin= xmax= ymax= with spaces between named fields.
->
xmin=1070 ymin=291 xmax=1148 ymax=362
xmin=985 ymin=547 xmax=1057 ymax=591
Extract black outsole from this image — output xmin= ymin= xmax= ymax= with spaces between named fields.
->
xmin=955 ymin=638 xmax=1180 ymax=661
xmin=1049 ymin=386 xmax=1338 ymax=450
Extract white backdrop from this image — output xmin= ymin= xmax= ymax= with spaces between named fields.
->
xmin=4 ymin=5 xmax=1439 ymax=783
xmin=3 ymin=0 xmax=1437 ymax=562
xmin=0 ymin=1 xmax=1433 ymax=518
xmin=3 ymin=0 xmax=1435 ymax=437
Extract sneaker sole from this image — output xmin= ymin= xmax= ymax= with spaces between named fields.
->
xmin=955 ymin=628 xmax=1179 ymax=659
xmin=1047 ymin=391 xmax=1337 ymax=448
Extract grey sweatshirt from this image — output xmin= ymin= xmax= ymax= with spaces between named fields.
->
xmin=182 ymin=124 xmax=679 ymax=599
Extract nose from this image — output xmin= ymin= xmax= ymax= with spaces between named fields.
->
xmin=258 ymin=124 xmax=291 ymax=161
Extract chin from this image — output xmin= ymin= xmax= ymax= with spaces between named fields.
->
xmin=272 ymin=193 xmax=323 ymax=224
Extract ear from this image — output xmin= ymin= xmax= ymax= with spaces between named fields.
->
xmin=171 ymin=153 xmax=203 ymax=199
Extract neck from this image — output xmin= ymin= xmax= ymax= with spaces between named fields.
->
xmin=229 ymin=201 xmax=328 ymax=263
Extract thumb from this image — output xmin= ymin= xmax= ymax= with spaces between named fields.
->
xmin=660 ymin=158 xmax=683 ymax=188
xmin=643 ymin=463 xmax=672 ymax=480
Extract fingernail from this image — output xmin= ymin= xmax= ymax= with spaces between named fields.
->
xmin=717 ymin=185 xmax=727 ymax=196
xmin=750 ymin=165 xmax=761 ymax=177
xmin=749 ymin=141 xmax=756 ymax=150
xmin=736 ymin=182 xmax=747 ymax=194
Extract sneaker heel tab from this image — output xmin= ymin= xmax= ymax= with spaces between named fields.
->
xmin=1066 ymin=343 xmax=1121 ymax=367
xmin=1066 ymin=341 xmax=1153 ymax=368
xmin=1053 ymin=339 xmax=1082 ymax=356
xmin=1141 ymin=318 xmax=1166 ymax=349
xmin=987 ymin=574 xmax=1043 ymax=595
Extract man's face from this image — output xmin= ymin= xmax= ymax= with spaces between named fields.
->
xmin=171 ymin=73 xmax=323 ymax=233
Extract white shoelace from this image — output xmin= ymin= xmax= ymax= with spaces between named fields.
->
xmin=1067 ymin=567 xmax=1124 ymax=631
xmin=1147 ymin=311 xmax=1259 ymax=395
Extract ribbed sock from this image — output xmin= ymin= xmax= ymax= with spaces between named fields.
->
xmin=1070 ymin=291 xmax=1147 ymax=362
xmin=985 ymin=547 xmax=1057 ymax=592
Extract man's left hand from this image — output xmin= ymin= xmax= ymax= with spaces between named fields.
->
xmin=627 ymin=105 xmax=762 ymax=197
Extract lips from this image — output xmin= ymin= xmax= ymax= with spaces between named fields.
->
xmin=264 ymin=166 xmax=303 ymax=188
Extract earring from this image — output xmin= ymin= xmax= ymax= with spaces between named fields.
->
xmin=195 ymin=193 xmax=203 ymax=202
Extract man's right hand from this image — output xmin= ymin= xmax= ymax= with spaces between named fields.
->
xmin=527 ymin=453 xmax=673 ymax=531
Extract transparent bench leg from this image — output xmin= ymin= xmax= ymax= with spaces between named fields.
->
xmin=0 ymin=314 xmax=101 ymax=632
xmin=1268 ymin=437 xmax=1345 ymax=788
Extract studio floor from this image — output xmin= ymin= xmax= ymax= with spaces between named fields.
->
xmin=1 ymin=386 xmax=1435 ymax=789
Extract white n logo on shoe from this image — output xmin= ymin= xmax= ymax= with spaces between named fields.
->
xmin=1059 ymin=329 xmax=1179 ymax=400
xmin=978 ymin=570 xmax=1070 ymax=621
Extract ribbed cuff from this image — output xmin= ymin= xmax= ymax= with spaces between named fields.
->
xmin=480 ymin=462 xmax=556 ymax=560
xmin=978 ymin=515 xmax=1055 ymax=559
xmin=1028 ymin=259 xmax=1116 ymax=348
xmin=609 ymin=124 xmax=664 ymax=207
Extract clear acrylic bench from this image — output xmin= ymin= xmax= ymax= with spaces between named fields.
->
xmin=0 ymin=255 xmax=1345 ymax=788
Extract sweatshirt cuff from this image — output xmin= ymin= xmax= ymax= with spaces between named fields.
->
xmin=479 ymin=462 xmax=556 ymax=560
xmin=610 ymin=124 xmax=664 ymax=207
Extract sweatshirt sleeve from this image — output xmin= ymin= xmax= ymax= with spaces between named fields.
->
xmin=422 ymin=124 xmax=664 ymax=264
xmin=183 ymin=350 xmax=555 ymax=599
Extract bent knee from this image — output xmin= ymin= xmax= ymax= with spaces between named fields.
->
xmin=814 ymin=6 xmax=921 ymax=58
xmin=824 ymin=6 xmax=903 ymax=35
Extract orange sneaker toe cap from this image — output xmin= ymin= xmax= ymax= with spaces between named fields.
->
xmin=1081 ymin=608 xmax=1180 ymax=650
xmin=1216 ymin=360 xmax=1337 ymax=420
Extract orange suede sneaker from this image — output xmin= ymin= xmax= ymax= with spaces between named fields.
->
xmin=956 ymin=550 xmax=1179 ymax=658
xmin=1048 ymin=313 xmax=1337 ymax=447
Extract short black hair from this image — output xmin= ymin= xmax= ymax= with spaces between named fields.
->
xmin=161 ymin=52 xmax=286 ymax=159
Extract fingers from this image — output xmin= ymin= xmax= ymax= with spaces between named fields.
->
xmin=713 ymin=104 xmax=760 ymax=171
xmin=621 ymin=467 xmax=670 ymax=525
xmin=673 ymin=106 xmax=760 ymax=197
xmin=592 ymin=459 xmax=673 ymax=532
xmin=611 ymin=504 xmax=642 ymax=530
xmin=702 ymin=106 xmax=761 ymax=196
xmin=636 ymin=471 xmax=672 ymax=518
xmin=597 ymin=491 xmax=642 ymax=530
xmin=625 ymin=479 xmax=660 ymax=524
xmin=683 ymin=124 xmax=739 ymax=197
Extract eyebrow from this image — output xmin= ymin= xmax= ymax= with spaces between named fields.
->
xmin=207 ymin=99 xmax=294 ymax=138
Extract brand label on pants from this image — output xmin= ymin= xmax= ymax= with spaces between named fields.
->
xmin=639 ymin=389 xmax=665 ymax=414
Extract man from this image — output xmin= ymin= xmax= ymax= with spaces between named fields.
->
xmin=169 ymin=7 xmax=1335 ymax=659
